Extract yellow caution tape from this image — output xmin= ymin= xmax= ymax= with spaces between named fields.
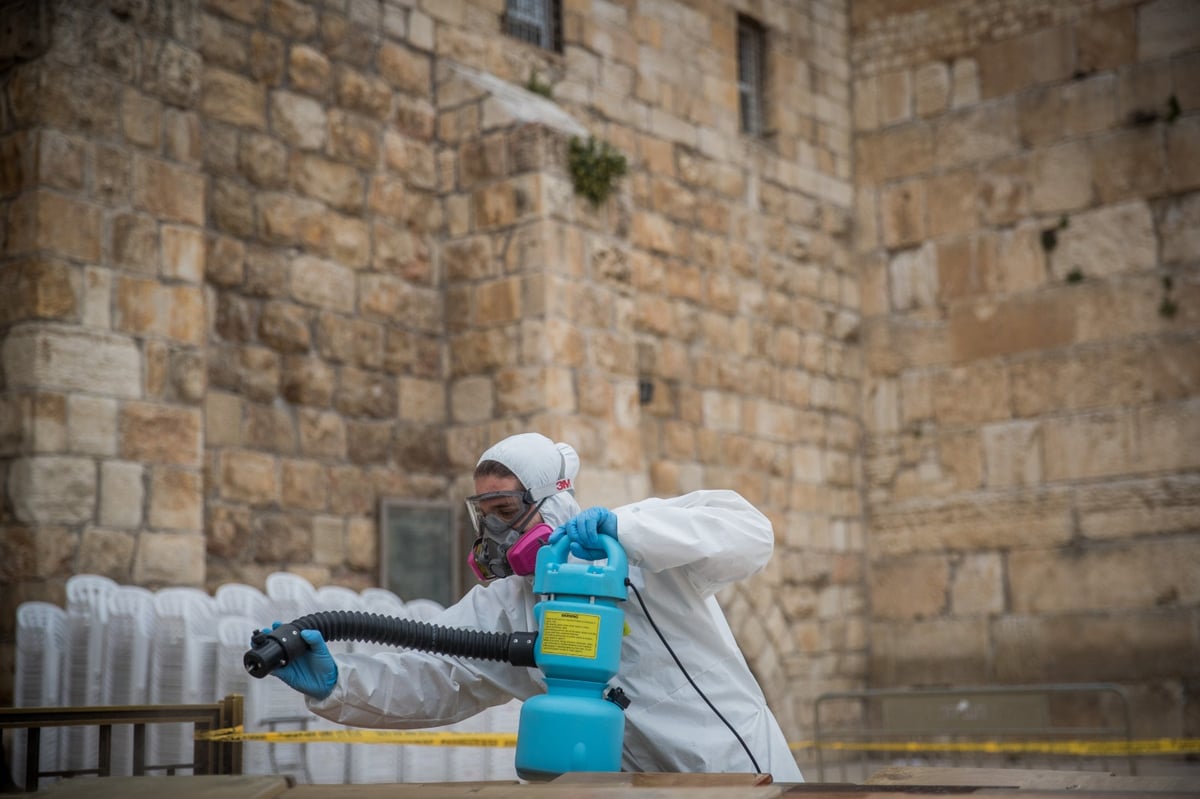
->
xmin=788 ymin=738 xmax=1200 ymax=756
xmin=195 ymin=726 xmax=1200 ymax=756
xmin=195 ymin=725 xmax=516 ymax=747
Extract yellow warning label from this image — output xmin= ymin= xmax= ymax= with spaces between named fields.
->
xmin=540 ymin=610 xmax=600 ymax=659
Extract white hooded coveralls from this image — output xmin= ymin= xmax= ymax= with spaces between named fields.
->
xmin=307 ymin=488 xmax=804 ymax=781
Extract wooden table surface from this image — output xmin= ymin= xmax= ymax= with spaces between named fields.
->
xmin=34 ymin=769 xmax=1200 ymax=798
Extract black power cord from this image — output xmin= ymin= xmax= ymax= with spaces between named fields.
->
xmin=623 ymin=577 xmax=762 ymax=774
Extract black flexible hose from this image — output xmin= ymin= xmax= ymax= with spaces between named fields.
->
xmin=244 ymin=610 xmax=538 ymax=679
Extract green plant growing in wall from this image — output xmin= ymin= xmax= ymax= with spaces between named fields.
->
xmin=1159 ymin=275 xmax=1179 ymax=318
xmin=526 ymin=69 xmax=553 ymax=99
xmin=568 ymin=136 xmax=628 ymax=207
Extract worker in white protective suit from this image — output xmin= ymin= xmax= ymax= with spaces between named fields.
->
xmin=264 ymin=432 xmax=804 ymax=780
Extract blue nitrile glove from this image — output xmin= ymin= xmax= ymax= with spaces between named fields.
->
xmin=549 ymin=507 xmax=618 ymax=561
xmin=256 ymin=621 xmax=338 ymax=700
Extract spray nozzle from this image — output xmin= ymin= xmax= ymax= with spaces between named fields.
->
xmin=244 ymin=622 xmax=307 ymax=678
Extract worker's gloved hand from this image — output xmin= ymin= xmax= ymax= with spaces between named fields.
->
xmin=550 ymin=507 xmax=618 ymax=561
xmin=257 ymin=621 xmax=338 ymax=700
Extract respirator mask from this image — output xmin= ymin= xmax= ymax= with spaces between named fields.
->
xmin=467 ymin=454 xmax=573 ymax=581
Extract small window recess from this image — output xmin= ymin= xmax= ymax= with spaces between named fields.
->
xmin=737 ymin=14 xmax=768 ymax=138
xmin=503 ymin=0 xmax=563 ymax=53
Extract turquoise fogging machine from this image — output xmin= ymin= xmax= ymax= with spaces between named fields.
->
xmin=243 ymin=535 xmax=630 ymax=780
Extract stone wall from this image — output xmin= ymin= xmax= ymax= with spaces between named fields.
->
xmin=0 ymin=0 xmax=859 ymax=746
xmin=853 ymin=0 xmax=1200 ymax=736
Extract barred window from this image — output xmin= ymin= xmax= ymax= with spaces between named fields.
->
xmin=503 ymin=0 xmax=563 ymax=52
xmin=737 ymin=14 xmax=767 ymax=136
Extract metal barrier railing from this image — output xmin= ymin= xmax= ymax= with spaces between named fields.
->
xmin=0 ymin=693 xmax=244 ymax=792
xmin=812 ymin=683 xmax=1136 ymax=782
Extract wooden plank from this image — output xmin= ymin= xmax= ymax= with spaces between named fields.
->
xmin=551 ymin=772 xmax=775 ymax=786
xmin=38 ymin=775 xmax=292 ymax=799
xmin=866 ymin=766 xmax=1200 ymax=793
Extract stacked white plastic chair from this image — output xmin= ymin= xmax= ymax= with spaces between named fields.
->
xmin=61 ymin=575 xmax=118 ymax=774
xmin=305 ymin=584 xmax=366 ymax=784
xmin=12 ymin=601 xmax=68 ymax=789
xmin=215 ymin=614 xmax=273 ymax=776
xmin=148 ymin=587 xmax=218 ymax=773
xmin=262 ymin=572 xmax=322 ymax=783
xmin=101 ymin=586 xmax=155 ymax=775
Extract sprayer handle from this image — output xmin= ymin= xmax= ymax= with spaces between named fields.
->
xmin=546 ymin=532 xmax=627 ymax=572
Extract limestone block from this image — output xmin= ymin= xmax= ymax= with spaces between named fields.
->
xmin=0 ymin=257 xmax=78 ymax=325
xmin=877 ymin=69 xmax=911 ymax=126
xmin=328 ymin=109 xmax=380 ymax=168
xmin=281 ymin=356 xmax=335 ymax=407
xmin=379 ymin=41 xmax=431 ymax=95
xmin=871 ymin=491 xmax=1073 ymax=557
xmin=1011 ymin=536 xmax=1200 ymax=615
xmin=1079 ymin=475 xmax=1200 ymax=540
xmin=399 ymin=376 xmax=446 ymax=423
xmin=253 ymin=513 xmax=312 ymax=563
xmin=947 ymin=291 xmax=1077 ymax=362
xmin=1042 ymin=409 xmax=1133 ymax=482
xmin=290 ymin=254 xmax=356 ymax=313
xmin=1166 ymin=117 xmax=1200 ymax=193
xmin=133 ymin=531 xmax=204 ymax=585
xmin=8 ymin=456 xmax=94 ymax=524
xmin=287 ymin=43 xmax=332 ymax=96
xmin=934 ymin=101 xmax=1019 ymax=170
xmin=869 ymin=618 xmax=988 ymax=686
xmin=982 ymin=420 xmax=1041 ymax=489
xmin=1028 ymin=140 xmax=1092 ymax=214
xmin=28 ymin=191 xmax=101 ymax=263
xmin=219 ymin=449 xmax=279 ymax=506
xmin=1161 ymin=191 xmax=1200 ymax=264
xmin=925 ymin=170 xmax=976 ymax=238
xmin=1050 ymin=200 xmax=1156 ymax=281
xmin=200 ymin=65 xmax=266 ymax=129
xmin=1135 ymin=399 xmax=1200 ymax=474
xmin=115 ymin=277 xmax=206 ymax=345
xmin=346 ymin=517 xmax=376 ymax=571
xmin=887 ymin=242 xmax=937 ymax=312
xmin=345 ymin=419 xmax=390 ymax=464
xmin=327 ymin=464 xmax=374 ymax=516
xmin=1137 ymin=0 xmax=1200 ymax=60
xmin=288 ymin=152 xmax=365 ymax=213
xmin=147 ymin=467 xmax=202 ymax=531
xmin=880 ymin=180 xmax=925 ymax=249
xmin=948 ymin=552 xmax=1005 ymax=616
xmin=1090 ymin=128 xmax=1167 ymax=203
xmin=879 ymin=123 xmax=935 ymax=181
xmin=249 ymin=31 xmax=285 ymax=88
xmin=1019 ymin=75 xmax=1116 ymax=148
xmin=298 ymin=409 xmax=347 ymax=459
xmin=82 ymin=266 xmax=111 ymax=329
xmin=913 ymin=61 xmax=949 ymax=117
xmin=99 ymin=460 xmax=144 ymax=529
xmin=992 ymin=612 xmax=1198 ymax=682
xmin=324 ymin=213 xmax=371 ymax=270
xmin=3 ymin=324 xmax=141 ymax=398
xmin=120 ymin=402 xmax=202 ymax=466
xmin=1078 ymin=7 xmax=1136 ymax=73
xmin=283 ymin=458 xmax=331 ymax=506
xmin=161 ymin=225 xmax=205 ymax=283
xmin=977 ymin=25 xmax=1074 ymax=99
xmin=242 ymin=401 xmax=297 ymax=453
xmin=132 ymin=155 xmax=205 ymax=225
xmin=301 ymin=514 xmax=342 ymax=572
xmin=238 ymin=132 xmax=288 ymax=190
xmin=1174 ymin=51 xmax=1200 ymax=112
xmin=315 ymin=314 xmax=383 ymax=368
xmin=370 ymin=222 xmax=417 ymax=274
xmin=67 ymin=394 xmax=117 ymax=457
xmin=949 ymin=58 xmax=979 ymax=109
xmin=983 ymin=223 xmax=1045 ymax=294
xmin=869 ymin=554 xmax=949 ymax=621
xmin=335 ymin=66 xmax=392 ymax=121
xmin=258 ymin=301 xmax=311 ymax=353
xmin=77 ymin=527 xmax=135 ymax=581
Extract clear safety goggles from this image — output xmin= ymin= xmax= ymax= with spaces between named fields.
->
xmin=465 ymin=490 xmax=535 ymax=537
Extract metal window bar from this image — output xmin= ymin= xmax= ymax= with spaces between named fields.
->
xmin=0 ymin=694 xmax=243 ymax=792
xmin=503 ymin=0 xmax=561 ymax=52
xmin=812 ymin=684 xmax=1135 ymax=784
xmin=737 ymin=15 xmax=766 ymax=136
